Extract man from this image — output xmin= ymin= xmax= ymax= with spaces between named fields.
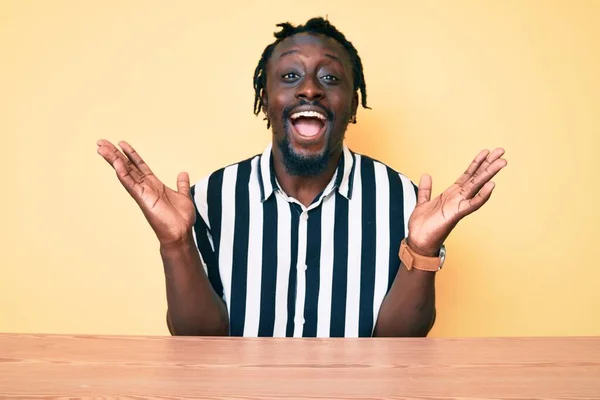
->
xmin=97 ymin=17 xmax=506 ymax=337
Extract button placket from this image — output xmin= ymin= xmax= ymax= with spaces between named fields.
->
xmin=293 ymin=208 xmax=309 ymax=335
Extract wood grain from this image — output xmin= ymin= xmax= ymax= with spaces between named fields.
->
xmin=0 ymin=334 xmax=599 ymax=399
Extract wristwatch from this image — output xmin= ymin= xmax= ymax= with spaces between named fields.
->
xmin=399 ymin=238 xmax=446 ymax=272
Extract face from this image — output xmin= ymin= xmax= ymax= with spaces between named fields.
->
xmin=263 ymin=33 xmax=358 ymax=176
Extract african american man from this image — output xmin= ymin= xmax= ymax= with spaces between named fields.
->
xmin=97 ymin=17 xmax=507 ymax=337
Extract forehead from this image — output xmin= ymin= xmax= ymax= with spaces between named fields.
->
xmin=269 ymin=32 xmax=352 ymax=68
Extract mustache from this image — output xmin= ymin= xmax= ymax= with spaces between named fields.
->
xmin=282 ymin=99 xmax=334 ymax=121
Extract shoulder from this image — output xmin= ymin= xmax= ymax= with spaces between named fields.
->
xmin=190 ymin=154 xmax=261 ymax=209
xmin=349 ymin=150 xmax=417 ymax=193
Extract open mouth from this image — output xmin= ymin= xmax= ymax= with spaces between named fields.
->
xmin=289 ymin=110 xmax=328 ymax=140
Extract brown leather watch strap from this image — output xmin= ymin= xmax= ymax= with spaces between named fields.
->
xmin=399 ymin=238 xmax=444 ymax=272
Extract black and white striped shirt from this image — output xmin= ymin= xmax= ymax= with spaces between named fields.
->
xmin=190 ymin=144 xmax=417 ymax=337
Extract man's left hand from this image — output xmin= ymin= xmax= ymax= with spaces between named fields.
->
xmin=406 ymin=148 xmax=508 ymax=257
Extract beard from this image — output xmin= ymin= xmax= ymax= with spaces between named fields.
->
xmin=276 ymin=131 xmax=331 ymax=177
xmin=275 ymin=100 xmax=336 ymax=177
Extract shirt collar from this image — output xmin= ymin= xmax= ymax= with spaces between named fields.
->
xmin=258 ymin=142 xmax=356 ymax=202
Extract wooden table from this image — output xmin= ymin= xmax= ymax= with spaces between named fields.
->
xmin=1 ymin=334 xmax=599 ymax=399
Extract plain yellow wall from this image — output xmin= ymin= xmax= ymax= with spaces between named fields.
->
xmin=1 ymin=0 xmax=599 ymax=337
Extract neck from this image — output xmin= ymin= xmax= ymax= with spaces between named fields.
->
xmin=271 ymin=143 xmax=343 ymax=208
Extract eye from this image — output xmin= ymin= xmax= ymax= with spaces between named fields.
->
xmin=282 ymin=72 xmax=300 ymax=81
xmin=321 ymin=74 xmax=339 ymax=83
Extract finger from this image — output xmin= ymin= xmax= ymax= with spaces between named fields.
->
xmin=118 ymin=141 xmax=154 ymax=176
xmin=455 ymin=149 xmax=490 ymax=185
xmin=417 ymin=174 xmax=432 ymax=205
xmin=113 ymin=156 xmax=139 ymax=192
xmin=460 ymin=181 xmax=496 ymax=215
xmin=470 ymin=148 xmax=505 ymax=180
xmin=96 ymin=139 xmax=122 ymax=167
xmin=177 ymin=172 xmax=191 ymax=195
xmin=461 ymin=157 xmax=507 ymax=199
xmin=97 ymin=140 xmax=144 ymax=183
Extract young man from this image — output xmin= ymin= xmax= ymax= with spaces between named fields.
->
xmin=97 ymin=17 xmax=507 ymax=337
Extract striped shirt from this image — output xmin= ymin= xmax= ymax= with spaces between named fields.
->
xmin=190 ymin=143 xmax=417 ymax=337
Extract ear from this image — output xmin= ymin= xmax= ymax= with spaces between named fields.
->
xmin=261 ymin=92 xmax=271 ymax=129
xmin=261 ymin=92 xmax=269 ymax=115
xmin=351 ymin=92 xmax=359 ymax=116
xmin=350 ymin=92 xmax=359 ymax=122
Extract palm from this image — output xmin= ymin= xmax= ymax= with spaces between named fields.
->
xmin=97 ymin=140 xmax=195 ymax=245
xmin=407 ymin=148 xmax=507 ymax=256
xmin=134 ymin=176 xmax=195 ymax=242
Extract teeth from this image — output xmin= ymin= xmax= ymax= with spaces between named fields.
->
xmin=290 ymin=110 xmax=327 ymax=120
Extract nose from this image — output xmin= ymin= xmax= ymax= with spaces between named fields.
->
xmin=296 ymin=75 xmax=324 ymax=101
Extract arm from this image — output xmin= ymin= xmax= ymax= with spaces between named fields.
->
xmin=97 ymin=139 xmax=228 ymax=336
xmin=374 ymin=148 xmax=508 ymax=337
xmin=373 ymin=260 xmax=436 ymax=337
xmin=162 ymin=235 xmax=228 ymax=336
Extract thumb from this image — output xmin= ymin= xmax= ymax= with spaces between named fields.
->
xmin=176 ymin=172 xmax=191 ymax=195
xmin=417 ymin=174 xmax=432 ymax=205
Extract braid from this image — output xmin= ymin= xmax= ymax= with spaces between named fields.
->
xmin=253 ymin=17 xmax=369 ymax=125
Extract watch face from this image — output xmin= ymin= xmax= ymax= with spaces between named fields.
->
xmin=438 ymin=245 xmax=446 ymax=268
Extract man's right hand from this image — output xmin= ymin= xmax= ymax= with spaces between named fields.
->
xmin=97 ymin=140 xmax=196 ymax=247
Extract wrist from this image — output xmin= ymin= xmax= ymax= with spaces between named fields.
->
xmin=400 ymin=238 xmax=447 ymax=272
xmin=406 ymin=236 xmax=441 ymax=258
xmin=159 ymin=231 xmax=196 ymax=254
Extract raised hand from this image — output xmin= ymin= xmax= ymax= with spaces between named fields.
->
xmin=97 ymin=140 xmax=196 ymax=246
xmin=407 ymin=148 xmax=507 ymax=256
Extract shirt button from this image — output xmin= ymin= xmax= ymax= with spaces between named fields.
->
xmin=301 ymin=212 xmax=308 ymax=220
xmin=302 ymin=264 xmax=307 ymax=271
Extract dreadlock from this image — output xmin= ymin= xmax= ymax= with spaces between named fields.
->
xmin=253 ymin=17 xmax=369 ymax=126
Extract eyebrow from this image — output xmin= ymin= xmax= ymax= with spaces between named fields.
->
xmin=278 ymin=49 xmax=299 ymax=59
xmin=278 ymin=49 xmax=344 ymax=66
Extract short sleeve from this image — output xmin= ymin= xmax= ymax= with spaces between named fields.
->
xmin=190 ymin=177 xmax=223 ymax=299
xmin=398 ymin=173 xmax=418 ymax=236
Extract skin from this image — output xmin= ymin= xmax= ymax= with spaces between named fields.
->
xmin=97 ymin=32 xmax=507 ymax=337
xmin=96 ymin=140 xmax=229 ymax=335
xmin=263 ymin=33 xmax=357 ymax=206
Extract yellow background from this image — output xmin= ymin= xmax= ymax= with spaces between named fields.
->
xmin=1 ymin=0 xmax=599 ymax=337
